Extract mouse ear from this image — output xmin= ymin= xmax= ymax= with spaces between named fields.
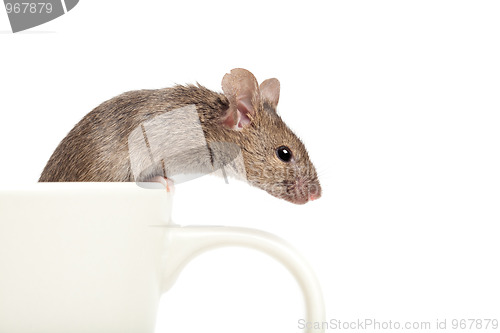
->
xmin=221 ymin=68 xmax=260 ymax=130
xmin=260 ymin=78 xmax=280 ymax=109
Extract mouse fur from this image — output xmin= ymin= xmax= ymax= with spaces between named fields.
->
xmin=39 ymin=69 xmax=321 ymax=204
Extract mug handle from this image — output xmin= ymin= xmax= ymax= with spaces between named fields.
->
xmin=161 ymin=225 xmax=325 ymax=333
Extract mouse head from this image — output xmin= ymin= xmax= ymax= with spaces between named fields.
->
xmin=220 ymin=68 xmax=321 ymax=204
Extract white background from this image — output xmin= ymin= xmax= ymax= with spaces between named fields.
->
xmin=1 ymin=1 xmax=500 ymax=332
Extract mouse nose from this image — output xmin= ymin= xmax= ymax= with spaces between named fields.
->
xmin=309 ymin=192 xmax=321 ymax=201
xmin=307 ymin=181 xmax=321 ymax=202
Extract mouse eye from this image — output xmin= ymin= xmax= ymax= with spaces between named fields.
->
xmin=276 ymin=146 xmax=293 ymax=162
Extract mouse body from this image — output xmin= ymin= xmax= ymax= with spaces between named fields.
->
xmin=39 ymin=69 xmax=321 ymax=204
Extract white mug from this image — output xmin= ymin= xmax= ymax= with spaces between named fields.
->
xmin=0 ymin=183 xmax=324 ymax=333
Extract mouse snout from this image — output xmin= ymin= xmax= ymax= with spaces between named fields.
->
xmin=294 ymin=176 xmax=321 ymax=204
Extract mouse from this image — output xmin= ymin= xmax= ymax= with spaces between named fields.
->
xmin=39 ymin=68 xmax=321 ymax=204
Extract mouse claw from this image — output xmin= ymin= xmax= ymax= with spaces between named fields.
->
xmin=165 ymin=178 xmax=175 ymax=194
xmin=149 ymin=176 xmax=175 ymax=194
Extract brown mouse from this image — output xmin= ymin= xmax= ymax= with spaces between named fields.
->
xmin=39 ymin=68 xmax=321 ymax=204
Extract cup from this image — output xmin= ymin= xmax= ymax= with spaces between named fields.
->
xmin=0 ymin=183 xmax=324 ymax=333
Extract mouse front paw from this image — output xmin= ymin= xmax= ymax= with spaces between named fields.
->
xmin=148 ymin=176 xmax=175 ymax=193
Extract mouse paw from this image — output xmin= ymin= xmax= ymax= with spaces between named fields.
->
xmin=148 ymin=176 xmax=175 ymax=193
